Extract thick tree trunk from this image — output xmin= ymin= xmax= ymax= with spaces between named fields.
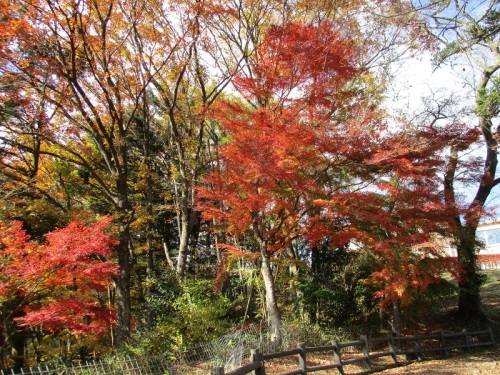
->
xmin=113 ymin=176 xmax=133 ymax=346
xmin=175 ymin=182 xmax=201 ymax=278
xmin=10 ymin=323 xmax=26 ymax=372
xmin=174 ymin=166 xmax=198 ymax=278
xmin=444 ymin=139 xmax=491 ymax=320
xmin=454 ymin=67 xmax=500 ymax=319
xmin=260 ymin=250 xmax=283 ymax=345
xmin=456 ymin=225 xmax=484 ymax=320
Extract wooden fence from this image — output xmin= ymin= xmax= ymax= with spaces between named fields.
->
xmin=210 ymin=328 xmax=496 ymax=375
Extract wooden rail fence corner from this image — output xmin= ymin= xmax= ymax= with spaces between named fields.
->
xmin=210 ymin=327 xmax=496 ymax=375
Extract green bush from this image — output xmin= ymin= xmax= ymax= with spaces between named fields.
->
xmin=172 ymin=279 xmax=234 ymax=345
xmin=125 ymin=277 xmax=236 ymax=358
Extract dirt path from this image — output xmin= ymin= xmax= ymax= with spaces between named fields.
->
xmin=378 ymin=348 xmax=500 ymax=374
xmin=261 ymin=347 xmax=500 ymax=374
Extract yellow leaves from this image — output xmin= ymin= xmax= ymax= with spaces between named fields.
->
xmin=359 ymin=71 xmax=385 ymax=98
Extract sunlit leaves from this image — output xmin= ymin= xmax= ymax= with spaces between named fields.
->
xmin=0 ymin=217 xmax=118 ymax=336
xmin=233 ymin=22 xmax=357 ymax=109
xmin=199 ymin=22 xmax=393 ymax=264
xmin=200 ymin=21 xmax=457 ymax=311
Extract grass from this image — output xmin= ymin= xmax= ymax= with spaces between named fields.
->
xmin=479 ymin=268 xmax=500 ymax=336
xmin=398 ymin=269 xmax=500 ymax=337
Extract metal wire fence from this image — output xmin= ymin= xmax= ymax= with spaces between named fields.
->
xmin=176 ymin=321 xmax=359 ymax=372
xmin=0 ymin=356 xmax=173 ymax=375
xmin=1 ymin=323 xmax=359 ymax=375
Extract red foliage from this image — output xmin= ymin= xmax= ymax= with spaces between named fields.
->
xmin=233 ymin=22 xmax=357 ymax=110
xmin=0 ymin=217 xmax=118 ymax=336
xmin=200 ymin=22 xmax=365 ymax=248
xmin=198 ymin=22 xmax=457 ymax=310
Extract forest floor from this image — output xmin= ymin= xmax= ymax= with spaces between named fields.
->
xmin=264 ymin=269 xmax=500 ymax=375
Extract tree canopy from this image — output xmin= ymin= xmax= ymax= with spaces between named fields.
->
xmin=0 ymin=0 xmax=495 ymax=369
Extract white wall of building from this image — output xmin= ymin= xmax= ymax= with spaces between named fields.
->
xmin=476 ymin=221 xmax=500 ymax=255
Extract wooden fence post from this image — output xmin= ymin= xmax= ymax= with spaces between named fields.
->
xmin=387 ymin=333 xmax=398 ymax=364
xmin=463 ymin=329 xmax=471 ymax=351
xmin=332 ymin=340 xmax=345 ymax=375
xmin=488 ymin=327 xmax=496 ymax=346
xmin=251 ymin=349 xmax=266 ymax=375
xmin=440 ymin=332 xmax=448 ymax=356
xmin=298 ymin=342 xmax=307 ymax=374
xmin=415 ymin=334 xmax=423 ymax=360
xmin=210 ymin=367 xmax=224 ymax=375
xmin=360 ymin=335 xmax=372 ymax=370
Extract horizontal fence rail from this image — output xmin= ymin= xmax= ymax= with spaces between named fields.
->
xmin=211 ymin=327 xmax=496 ymax=375
xmin=1 ymin=327 xmax=495 ymax=375
xmin=0 ymin=322 xmax=353 ymax=375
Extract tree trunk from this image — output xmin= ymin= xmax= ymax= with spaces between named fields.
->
xmin=444 ymin=142 xmax=489 ymax=320
xmin=176 ymin=200 xmax=190 ymax=278
xmin=176 ymin=184 xmax=201 ymax=278
xmin=454 ymin=67 xmax=500 ymax=320
xmin=456 ymin=225 xmax=484 ymax=320
xmin=392 ymin=300 xmax=402 ymax=337
xmin=114 ymin=224 xmax=131 ymax=346
xmin=260 ymin=250 xmax=283 ymax=345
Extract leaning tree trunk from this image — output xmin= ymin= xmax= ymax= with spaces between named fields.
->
xmin=455 ymin=67 xmax=499 ymax=320
xmin=443 ymin=65 xmax=499 ymax=320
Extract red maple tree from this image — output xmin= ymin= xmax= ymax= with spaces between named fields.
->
xmin=199 ymin=21 xmax=458 ymax=338
xmin=0 ymin=217 xmax=118 ymax=338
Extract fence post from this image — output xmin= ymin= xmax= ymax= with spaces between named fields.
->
xmin=440 ymin=332 xmax=448 ymax=356
xmin=134 ymin=356 xmax=144 ymax=375
xmin=387 ymin=333 xmax=398 ymax=364
xmin=298 ymin=342 xmax=307 ymax=374
xmin=332 ymin=340 xmax=345 ymax=375
xmin=251 ymin=349 xmax=266 ymax=375
xmin=463 ymin=329 xmax=471 ymax=351
xmin=415 ymin=334 xmax=423 ymax=360
xmin=211 ymin=367 xmax=224 ymax=375
xmin=488 ymin=327 xmax=496 ymax=346
xmin=92 ymin=359 xmax=101 ymax=375
xmin=360 ymin=335 xmax=372 ymax=370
